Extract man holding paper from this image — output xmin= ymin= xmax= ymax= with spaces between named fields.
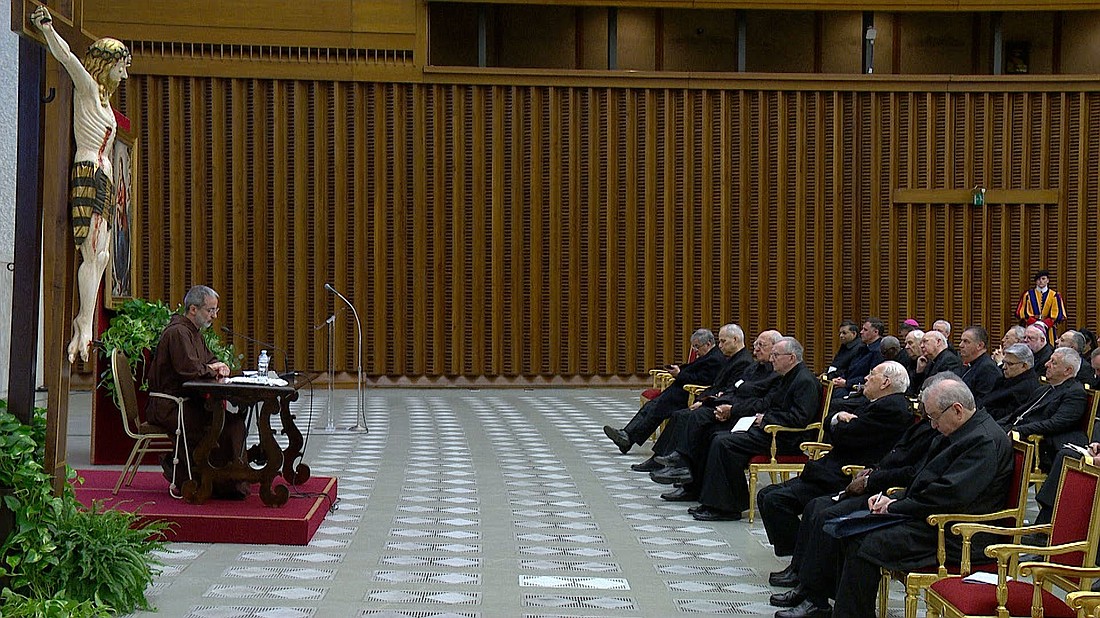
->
xmin=689 ymin=337 xmax=820 ymax=522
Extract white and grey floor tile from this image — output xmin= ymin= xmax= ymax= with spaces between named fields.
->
xmin=61 ymin=388 xmax=918 ymax=617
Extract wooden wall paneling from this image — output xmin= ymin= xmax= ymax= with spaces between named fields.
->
xmin=642 ymin=88 xmax=658 ymax=370
xmin=529 ymin=86 xmax=546 ymax=376
xmin=605 ymin=87 xmax=621 ymax=375
xmin=565 ymin=87 xmax=580 ymax=376
xmin=700 ymin=91 xmax=717 ymax=333
xmin=331 ymin=81 xmax=352 ymax=372
xmin=209 ymin=80 xmax=228 ymax=317
xmin=683 ymin=90 xmax=699 ymax=335
xmin=511 ymin=85 xmax=525 ymax=377
xmin=585 ymin=88 xmax=603 ymax=374
xmin=490 ymin=85 xmax=506 ymax=377
xmin=228 ymin=79 xmax=247 ymax=350
xmin=447 ymin=84 xmax=466 ymax=375
xmin=373 ymin=83 xmax=393 ymax=375
xmin=716 ymin=91 xmax=733 ymax=336
xmin=425 ymin=85 xmax=442 ymax=376
xmin=465 ymin=85 xmax=486 ymax=377
xmin=547 ymin=87 xmax=564 ymax=375
xmin=808 ymin=92 xmax=825 ymax=367
xmin=624 ymin=88 xmax=640 ymax=375
xmin=774 ymin=92 xmax=790 ymax=335
xmin=411 ymin=83 xmax=426 ymax=373
xmin=269 ymin=81 xmax=290 ymax=369
xmin=734 ymin=91 xmax=750 ymax=338
xmin=141 ymin=77 xmax=162 ymax=299
xmin=269 ymin=81 xmax=288 ymax=367
xmin=291 ymin=82 xmax=311 ymax=373
xmin=792 ymin=93 xmax=808 ymax=358
xmin=185 ymin=78 xmax=206 ymax=303
xmin=167 ymin=77 xmax=189 ymax=305
xmin=827 ymin=92 xmax=843 ymax=328
xmin=316 ymin=81 xmax=334 ymax=372
xmin=388 ymin=83 xmax=409 ymax=378
xmin=1084 ymin=94 xmax=1100 ymax=327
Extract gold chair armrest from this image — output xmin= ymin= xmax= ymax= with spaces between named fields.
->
xmin=926 ymin=509 xmax=1017 ymax=527
xmin=684 ymin=384 xmax=708 ymax=395
xmin=763 ymin=422 xmax=820 ymax=435
xmin=800 ymin=442 xmax=832 ymax=460
xmin=950 ymin=522 xmax=1051 ymax=538
xmin=841 ymin=465 xmax=865 ymax=477
xmin=1067 ymin=591 xmax=1100 ymax=615
xmin=1019 ymin=563 xmax=1100 ymax=581
xmin=985 ymin=540 xmax=1088 ymax=562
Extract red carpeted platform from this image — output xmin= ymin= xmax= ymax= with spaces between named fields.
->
xmin=73 ymin=469 xmax=338 ymax=545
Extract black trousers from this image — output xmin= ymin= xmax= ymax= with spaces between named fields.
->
xmin=795 ymin=494 xmax=865 ymax=602
xmin=697 ymin=428 xmax=771 ymax=513
xmin=758 ymin=476 xmax=837 ymax=556
xmin=623 ymin=387 xmax=687 ymax=445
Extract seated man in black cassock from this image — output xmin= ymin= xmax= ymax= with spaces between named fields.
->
xmin=147 ymin=285 xmax=249 ymax=500
xmin=629 ymin=323 xmax=755 ymax=472
xmin=688 ymin=336 xmax=820 ymax=521
xmin=757 ymin=361 xmax=912 ymax=559
xmin=645 ymin=330 xmax=783 ymax=500
xmin=603 ymin=327 xmax=725 ymax=454
xmin=1000 ymin=346 xmax=1089 ymax=470
xmin=982 ymin=343 xmax=1040 ymax=423
xmin=1024 ymin=324 xmax=1054 ymax=377
xmin=952 ymin=325 xmax=1001 ymax=404
xmin=908 ymin=330 xmax=961 ymax=395
xmin=773 ymin=377 xmax=1013 ymax=618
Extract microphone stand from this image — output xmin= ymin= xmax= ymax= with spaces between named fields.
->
xmin=325 ymin=284 xmax=368 ymax=433
xmin=312 ymin=313 xmax=339 ymax=432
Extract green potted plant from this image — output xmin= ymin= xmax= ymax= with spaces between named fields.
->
xmin=0 ymin=403 xmax=168 ymax=616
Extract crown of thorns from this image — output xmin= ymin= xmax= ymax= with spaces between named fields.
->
xmin=87 ymin=40 xmax=131 ymax=62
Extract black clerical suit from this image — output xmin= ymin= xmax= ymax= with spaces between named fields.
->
xmin=1035 ymin=421 xmax=1100 ymax=523
xmin=810 ymin=409 xmax=1014 ymax=618
xmin=1001 ymin=378 xmax=1088 ymax=469
xmin=827 ymin=339 xmax=863 ymax=379
xmin=789 ymin=419 xmax=939 ymax=579
xmin=758 ymin=392 xmax=912 ymax=556
xmin=843 ymin=339 xmax=884 ymax=388
xmin=908 ymin=348 xmax=962 ymax=395
xmin=982 ymin=369 xmax=1040 ymax=423
xmin=658 ymin=361 xmax=782 ymax=468
xmin=649 ymin=347 xmax=754 ymax=456
xmin=1033 ymin=343 xmax=1054 ymax=377
xmin=953 ymin=353 xmax=1002 ymax=404
xmin=621 ymin=344 xmax=726 ymax=445
xmin=696 ymin=362 xmax=820 ymax=515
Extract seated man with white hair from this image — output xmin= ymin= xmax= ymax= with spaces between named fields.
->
xmin=1000 ymin=346 xmax=1088 ymax=470
xmin=982 ymin=343 xmax=1042 ymax=423
xmin=758 ymin=361 xmax=912 ymax=559
xmin=1023 ymin=324 xmax=1055 ymax=377
xmin=908 ymin=330 xmax=960 ymax=395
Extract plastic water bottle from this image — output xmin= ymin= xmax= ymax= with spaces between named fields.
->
xmin=257 ymin=350 xmax=270 ymax=376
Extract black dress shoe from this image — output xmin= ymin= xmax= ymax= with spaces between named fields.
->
xmin=650 ymin=465 xmax=693 ymax=485
xmin=660 ymin=487 xmax=699 ymax=501
xmin=769 ymin=564 xmax=798 ymax=587
xmin=654 ymin=451 xmax=684 ymax=467
xmin=631 ymin=456 xmax=662 ymax=472
xmin=774 ymin=598 xmax=831 ymax=618
xmin=769 ymin=585 xmax=807 ymax=607
xmin=603 ymin=425 xmax=632 ymax=454
xmin=691 ymin=506 xmax=741 ymax=521
xmin=688 ymin=504 xmax=705 ymax=515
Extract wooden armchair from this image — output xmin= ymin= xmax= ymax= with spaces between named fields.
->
xmin=876 ymin=438 xmax=1035 ymax=618
xmin=746 ymin=376 xmax=835 ymax=523
xmin=925 ymin=456 xmax=1100 ymax=618
xmin=1022 ymin=384 xmax=1098 ymax=494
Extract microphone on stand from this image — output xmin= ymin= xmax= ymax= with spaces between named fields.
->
xmin=221 ymin=326 xmax=292 ymax=376
xmin=324 ymin=283 xmax=367 ymax=433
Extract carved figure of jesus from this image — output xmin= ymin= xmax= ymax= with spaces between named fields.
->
xmin=32 ymin=5 xmax=132 ymax=362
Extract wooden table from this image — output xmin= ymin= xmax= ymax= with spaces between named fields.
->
xmin=181 ymin=374 xmax=315 ymax=506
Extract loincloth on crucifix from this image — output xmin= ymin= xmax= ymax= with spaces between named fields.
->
xmin=70 ymin=160 xmax=113 ymax=245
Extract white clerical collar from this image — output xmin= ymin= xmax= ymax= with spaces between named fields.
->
xmin=1036 ymin=286 xmax=1049 ymax=293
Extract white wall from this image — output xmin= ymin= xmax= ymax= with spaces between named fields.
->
xmin=0 ymin=0 xmax=20 ymax=398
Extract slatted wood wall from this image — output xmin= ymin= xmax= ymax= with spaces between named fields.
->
xmin=118 ymin=80 xmax=1100 ymax=384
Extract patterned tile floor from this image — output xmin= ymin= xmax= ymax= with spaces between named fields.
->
xmin=58 ymin=388 xmax=915 ymax=617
